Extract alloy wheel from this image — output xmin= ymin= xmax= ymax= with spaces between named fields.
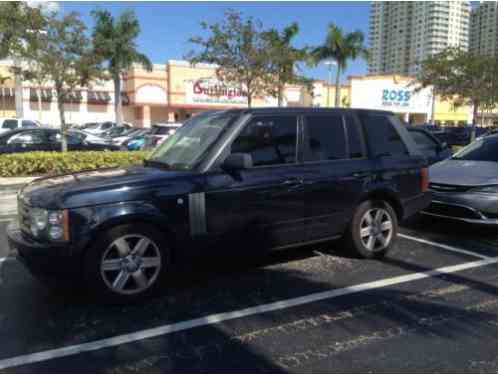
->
xmin=359 ymin=208 xmax=394 ymax=252
xmin=100 ymin=234 xmax=162 ymax=295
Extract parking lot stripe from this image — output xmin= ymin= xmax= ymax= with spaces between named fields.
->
xmin=398 ymin=233 xmax=490 ymax=260
xmin=0 ymin=256 xmax=497 ymax=370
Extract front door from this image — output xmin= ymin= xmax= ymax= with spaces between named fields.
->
xmin=205 ymin=115 xmax=306 ymax=250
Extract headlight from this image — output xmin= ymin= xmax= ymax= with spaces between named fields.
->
xmin=471 ymin=185 xmax=498 ymax=194
xmin=31 ymin=208 xmax=48 ymax=230
xmin=29 ymin=208 xmax=68 ymax=241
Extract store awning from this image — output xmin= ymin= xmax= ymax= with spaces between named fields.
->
xmin=0 ymin=87 xmax=14 ymax=97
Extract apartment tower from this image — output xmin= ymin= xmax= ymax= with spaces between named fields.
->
xmin=369 ymin=1 xmax=471 ymax=76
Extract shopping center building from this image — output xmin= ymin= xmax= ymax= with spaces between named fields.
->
xmin=0 ymin=59 xmax=474 ymax=127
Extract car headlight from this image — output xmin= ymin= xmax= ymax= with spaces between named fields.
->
xmin=29 ymin=208 xmax=68 ymax=241
xmin=471 ymin=185 xmax=498 ymax=194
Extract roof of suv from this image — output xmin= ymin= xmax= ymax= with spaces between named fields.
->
xmin=214 ymin=107 xmax=395 ymax=117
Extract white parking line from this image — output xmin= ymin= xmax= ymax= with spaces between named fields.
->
xmin=0 ymin=256 xmax=497 ymax=370
xmin=399 ymin=233 xmax=490 ymax=260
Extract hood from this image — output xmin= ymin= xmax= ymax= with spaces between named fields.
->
xmin=20 ymin=165 xmax=197 ymax=209
xmin=430 ymin=159 xmax=498 ymax=186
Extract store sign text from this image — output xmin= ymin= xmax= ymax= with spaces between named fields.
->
xmin=381 ymin=89 xmax=411 ymax=108
xmin=186 ymin=80 xmax=248 ymax=106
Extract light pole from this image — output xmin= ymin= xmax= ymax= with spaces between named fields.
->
xmin=324 ymin=60 xmax=337 ymax=107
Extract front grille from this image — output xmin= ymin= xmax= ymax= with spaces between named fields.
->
xmin=429 ymin=183 xmax=471 ymax=193
xmin=424 ymin=201 xmax=482 ymax=220
xmin=17 ymin=199 xmax=31 ymax=236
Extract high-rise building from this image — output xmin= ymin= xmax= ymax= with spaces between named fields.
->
xmin=470 ymin=2 xmax=498 ymax=56
xmin=369 ymin=2 xmax=471 ymax=76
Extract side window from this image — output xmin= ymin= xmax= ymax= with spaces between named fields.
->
xmin=361 ymin=114 xmax=408 ymax=157
xmin=231 ymin=116 xmax=297 ymax=167
xmin=7 ymin=130 xmax=45 ymax=145
xmin=410 ymin=130 xmax=438 ymax=148
xmin=21 ymin=120 xmax=36 ymax=128
xmin=345 ymin=115 xmax=365 ymax=159
xmin=304 ymin=115 xmax=347 ymax=161
xmin=2 ymin=119 xmax=18 ymax=130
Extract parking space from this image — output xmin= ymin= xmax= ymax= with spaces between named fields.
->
xmin=0 ymin=214 xmax=498 ymax=372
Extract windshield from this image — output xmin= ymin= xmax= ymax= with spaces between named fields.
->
xmin=453 ymin=138 xmax=498 ymax=162
xmin=147 ymin=111 xmax=239 ymax=170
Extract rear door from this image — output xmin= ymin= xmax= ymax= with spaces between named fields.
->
xmin=205 ymin=114 xmax=307 ymax=249
xmin=300 ymin=112 xmax=374 ymax=240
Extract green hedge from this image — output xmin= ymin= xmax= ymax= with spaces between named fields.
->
xmin=0 ymin=151 xmax=148 ymax=177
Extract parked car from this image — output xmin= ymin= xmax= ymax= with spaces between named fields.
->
xmin=143 ymin=123 xmax=182 ymax=149
xmin=424 ymin=134 xmax=498 ymax=224
xmin=0 ymin=128 xmax=120 ymax=153
xmin=68 ymin=129 xmax=110 ymax=145
xmin=124 ymin=134 xmax=147 ymax=151
xmin=112 ymin=128 xmax=150 ymax=147
xmin=101 ymin=125 xmax=135 ymax=139
xmin=445 ymin=125 xmax=488 ymax=146
xmin=7 ymin=108 xmax=431 ymax=302
xmin=0 ymin=118 xmax=41 ymax=134
xmin=84 ymin=122 xmax=132 ymax=136
xmin=407 ymin=126 xmax=452 ymax=165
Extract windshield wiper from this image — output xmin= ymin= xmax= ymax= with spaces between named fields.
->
xmin=143 ymin=159 xmax=171 ymax=169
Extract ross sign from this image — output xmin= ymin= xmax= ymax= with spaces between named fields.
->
xmin=351 ymin=78 xmax=433 ymax=114
xmin=184 ymin=79 xmax=248 ymax=106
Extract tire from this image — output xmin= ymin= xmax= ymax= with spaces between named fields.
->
xmin=83 ymin=223 xmax=169 ymax=303
xmin=345 ymin=200 xmax=398 ymax=259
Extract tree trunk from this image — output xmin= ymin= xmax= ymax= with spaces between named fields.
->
xmin=277 ymin=85 xmax=283 ymax=107
xmin=56 ymin=85 xmax=67 ymax=152
xmin=113 ymin=75 xmax=123 ymax=127
xmin=37 ymin=87 xmax=42 ymax=123
xmin=471 ymin=100 xmax=479 ymax=143
xmin=247 ymin=93 xmax=252 ymax=108
xmin=334 ymin=63 xmax=342 ymax=108
xmin=1 ymin=92 xmax=5 ymax=117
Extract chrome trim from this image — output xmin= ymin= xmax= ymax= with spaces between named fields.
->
xmin=188 ymin=192 xmax=207 ymax=236
xmin=421 ymin=211 xmax=498 ymax=225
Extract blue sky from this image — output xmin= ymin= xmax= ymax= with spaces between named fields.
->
xmin=60 ymin=1 xmax=371 ymax=83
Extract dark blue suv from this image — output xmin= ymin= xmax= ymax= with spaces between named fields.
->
xmin=8 ymin=108 xmax=431 ymax=302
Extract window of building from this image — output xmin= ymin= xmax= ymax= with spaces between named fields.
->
xmin=231 ymin=116 xmax=298 ymax=167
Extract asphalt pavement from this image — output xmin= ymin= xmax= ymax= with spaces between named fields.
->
xmin=1 ymin=213 xmax=498 ymax=373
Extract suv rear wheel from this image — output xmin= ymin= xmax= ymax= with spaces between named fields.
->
xmin=84 ymin=224 xmax=169 ymax=303
xmin=346 ymin=200 xmax=398 ymax=259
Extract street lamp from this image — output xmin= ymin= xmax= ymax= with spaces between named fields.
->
xmin=324 ymin=60 xmax=337 ymax=107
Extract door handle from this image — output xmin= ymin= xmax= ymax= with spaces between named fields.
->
xmin=282 ymin=178 xmax=303 ymax=185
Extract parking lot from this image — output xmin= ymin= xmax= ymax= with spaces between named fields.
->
xmin=1 ymin=213 xmax=498 ymax=373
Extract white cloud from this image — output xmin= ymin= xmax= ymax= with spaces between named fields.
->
xmin=26 ymin=1 xmax=59 ymax=15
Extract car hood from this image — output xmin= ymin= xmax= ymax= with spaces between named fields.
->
xmin=430 ymin=159 xmax=498 ymax=186
xmin=20 ymin=165 xmax=198 ymax=209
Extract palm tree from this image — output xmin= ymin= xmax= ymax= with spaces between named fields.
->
xmin=311 ymin=24 xmax=368 ymax=107
xmin=92 ymin=10 xmax=152 ymax=126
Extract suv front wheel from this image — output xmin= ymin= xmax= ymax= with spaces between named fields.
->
xmin=84 ymin=224 xmax=169 ymax=303
xmin=346 ymin=200 xmax=398 ymax=259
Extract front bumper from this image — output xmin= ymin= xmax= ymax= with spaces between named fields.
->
xmin=422 ymin=190 xmax=498 ymax=225
xmin=7 ymin=223 xmax=82 ymax=276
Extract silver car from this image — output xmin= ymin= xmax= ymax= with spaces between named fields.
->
xmin=424 ymin=134 xmax=498 ymax=224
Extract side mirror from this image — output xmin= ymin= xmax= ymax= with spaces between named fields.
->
xmin=222 ymin=153 xmax=253 ymax=171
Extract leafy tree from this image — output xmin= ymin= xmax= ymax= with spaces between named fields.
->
xmin=415 ymin=47 xmax=498 ymax=139
xmin=261 ymin=23 xmax=310 ymax=106
xmin=91 ymin=9 xmax=152 ymax=127
xmin=188 ymin=10 xmax=270 ymax=108
xmin=311 ymin=24 xmax=367 ymax=107
xmin=21 ymin=12 xmax=100 ymax=151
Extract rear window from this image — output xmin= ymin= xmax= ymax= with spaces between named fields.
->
xmin=303 ymin=115 xmax=347 ymax=161
xmin=361 ymin=114 xmax=408 ymax=157
xmin=2 ymin=119 xmax=18 ymax=130
xmin=154 ymin=126 xmax=178 ymax=135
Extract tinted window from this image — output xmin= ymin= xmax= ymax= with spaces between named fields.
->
xmin=231 ymin=116 xmax=297 ymax=167
xmin=453 ymin=138 xmax=498 ymax=162
xmin=410 ymin=130 xmax=437 ymax=148
xmin=2 ymin=119 xmax=18 ymax=129
xmin=362 ymin=114 xmax=408 ymax=157
xmin=21 ymin=120 xmax=37 ymax=128
xmin=8 ymin=130 xmax=45 ymax=144
xmin=304 ymin=115 xmax=347 ymax=161
xmin=154 ymin=126 xmax=178 ymax=135
xmin=345 ymin=115 xmax=365 ymax=158
xmin=101 ymin=123 xmax=113 ymax=130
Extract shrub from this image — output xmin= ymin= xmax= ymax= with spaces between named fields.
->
xmin=0 ymin=151 xmax=148 ymax=177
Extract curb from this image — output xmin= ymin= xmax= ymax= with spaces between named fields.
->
xmin=0 ymin=177 xmax=37 ymax=195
